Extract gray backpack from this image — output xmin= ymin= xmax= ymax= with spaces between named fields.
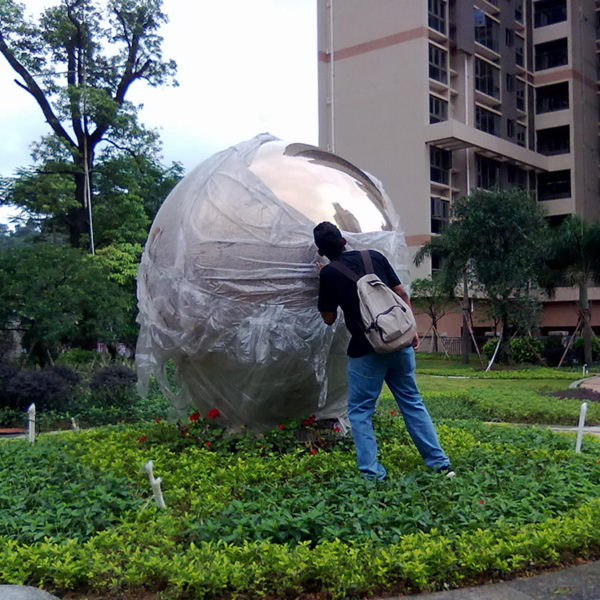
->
xmin=330 ymin=250 xmax=417 ymax=353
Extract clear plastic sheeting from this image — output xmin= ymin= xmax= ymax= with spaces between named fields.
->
xmin=136 ymin=133 xmax=409 ymax=429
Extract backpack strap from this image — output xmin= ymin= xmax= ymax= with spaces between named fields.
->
xmin=360 ymin=250 xmax=374 ymax=274
xmin=328 ymin=250 xmax=374 ymax=282
xmin=329 ymin=259 xmax=360 ymax=283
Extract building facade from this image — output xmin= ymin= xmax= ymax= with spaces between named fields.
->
xmin=317 ymin=0 xmax=600 ymax=339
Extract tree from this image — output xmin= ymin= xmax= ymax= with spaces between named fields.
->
xmin=415 ymin=188 xmax=548 ymax=365
xmin=542 ymin=215 xmax=600 ymax=366
xmin=410 ymin=276 xmax=454 ymax=354
xmin=2 ymin=144 xmax=182 ymax=249
xmin=0 ymin=0 xmax=177 ymax=248
xmin=414 ymin=213 xmax=473 ymax=363
xmin=0 ymin=242 xmax=131 ymax=365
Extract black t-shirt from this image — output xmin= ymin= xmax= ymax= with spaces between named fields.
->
xmin=318 ymin=250 xmax=401 ymax=357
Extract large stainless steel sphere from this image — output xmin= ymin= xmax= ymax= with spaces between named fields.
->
xmin=136 ymin=133 xmax=409 ymax=429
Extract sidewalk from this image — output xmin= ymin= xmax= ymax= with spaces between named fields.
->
xmin=396 ymin=560 xmax=600 ymax=599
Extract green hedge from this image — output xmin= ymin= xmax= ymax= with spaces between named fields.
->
xmin=1 ymin=416 xmax=600 ymax=598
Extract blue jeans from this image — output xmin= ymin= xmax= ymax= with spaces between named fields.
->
xmin=346 ymin=346 xmax=449 ymax=479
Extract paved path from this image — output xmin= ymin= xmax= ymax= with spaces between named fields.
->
xmin=394 ymin=559 xmax=600 ymax=599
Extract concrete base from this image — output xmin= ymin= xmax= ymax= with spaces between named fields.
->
xmin=0 ymin=586 xmax=60 ymax=599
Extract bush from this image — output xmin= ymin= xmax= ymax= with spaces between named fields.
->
xmin=572 ymin=336 xmax=600 ymax=364
xmin=2 ymin=367 xmax=79 ymax=413
xmin=541 ymin=335 xmax=568 ymax=367
xmin=55 ymin=348 xmax=99 ymax=366
xmin=509 ymin=337 xmax=542 ymax=364
xmin=89 ymin=365 xmax=138 ymax=408
xmin=1 ymin=420 xmax=600 ymax=598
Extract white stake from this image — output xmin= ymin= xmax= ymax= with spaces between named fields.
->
xmin=144 ymin=460 xmax=166 ymax=509
xmin=27 ymin=403 xmax=36 ymax=444
xmin=575 ymin=402 xmax=588 ymax=453
xmin=583 ymin=364 xmax=589 ymax=377
xmin=70 ymin=417 xmax=80 ymax=432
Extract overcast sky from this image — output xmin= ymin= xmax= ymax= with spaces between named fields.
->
xmin=0 ymin=0 xmax=319 ymax=223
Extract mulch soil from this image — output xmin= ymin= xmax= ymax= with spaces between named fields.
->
xmin=545 ymin=388 xmax=600 ymax=403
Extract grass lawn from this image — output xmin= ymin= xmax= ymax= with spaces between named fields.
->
xmin=1 ymin=358 xmax=600 ymax=599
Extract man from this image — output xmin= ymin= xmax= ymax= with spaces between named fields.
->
xmin=314 ymin=221 xmax=454 ymax=480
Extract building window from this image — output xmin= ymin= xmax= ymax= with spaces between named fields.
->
xmin=516 ymin=78 xmax=525 ymax=110
xmin=534 ymin=0 xmax=567 ymax=28
xmin=429 ymin=44 xmax=448 ymax=84
xmin=535 ymin=38 xmax=568 ymax=71
xmin=516 ymin=124 xmax=526 ymax=148
xmin=429 ymin=95 xmax=448 ymax=123
xmin=428 ymin=0 xmax=446 ymax=34
xmin=507 ymin=165 xmax=527 ymax=189
xmin=537 ymin=125 xmax=570 ymax=155
xmin=431 ymin=197 xmax=450 ymax=233
xmin=515 ymin=2 xmax=523 ymax=23
xmin=430 ymin=147 xmax=451 ymax=185
xmin=476 ymin=155 xmax=501 ymax=189
xmin=475 ymin=105 xmax=500 ymax=135
xmin=474 ymin=11 xmax=499 ymax=52
xmin=536 ymin=81 xmax=569 ymax=113
xmin=538 ymin=169 xmax=571 ymax=201
xmin=506 ymin=119 xmax=515 ymax=138
xmin=475 ymin=58 xmax=500 ymax=98
xmin=515 ymin=36 xmax=524 ymax=67
xmin=505 ymin=73 xmax=515 ymax=93
xmin=505 ymin=28 xmax=514 ymax=47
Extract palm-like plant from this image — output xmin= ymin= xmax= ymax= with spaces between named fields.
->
xmin=542 ymin=216 xmax=600 ymax=366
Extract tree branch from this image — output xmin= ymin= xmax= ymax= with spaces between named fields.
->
xmin=0 ymin=34 xmax=76 ymax=151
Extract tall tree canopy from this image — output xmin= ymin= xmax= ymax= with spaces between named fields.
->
xmin=416 ymin=188 xmax=548 ymax=363
xmin=0 ymin=0 xmax=177 ymax=247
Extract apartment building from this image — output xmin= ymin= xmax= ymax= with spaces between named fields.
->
xmin=317 ymin=0 xmax=600 ymax=338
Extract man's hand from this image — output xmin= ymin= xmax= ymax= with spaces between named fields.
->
xmin=412 ymin=334 xmax=420 ymax=350
xmin=316 ymin=261 xmax=325 ymax=271
xmin=320 ymin=311 xmax=337 ymax=325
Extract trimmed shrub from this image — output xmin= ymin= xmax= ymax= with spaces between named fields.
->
xmin=89 ymin=365 xmax=137 ymax=408
xmin=2 ymin=367 xmax=78 ymax=412
xmin=541 ymin=335 xmax=569 ymax=367
xmin=509 ymin=337 xmax=542 ymax=364
xmin=572 ymin=336 xmax=600 ymax=364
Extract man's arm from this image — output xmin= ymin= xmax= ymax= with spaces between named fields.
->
xmin=392 ymin=284 xmax=419 ymax=349
xmin=392 ymin=284 xmax=412 ymax=308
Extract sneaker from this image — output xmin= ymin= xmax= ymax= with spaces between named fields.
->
xmin=437 ymin=465 xmax=456 ymax=479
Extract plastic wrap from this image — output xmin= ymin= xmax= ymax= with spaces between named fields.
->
xmin=136 ymin=133 xmax=409 ymax=429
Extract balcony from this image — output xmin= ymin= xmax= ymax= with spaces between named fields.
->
xmin=425 ymin=119 xmax=549 ymax=171
xmin=535 ymin=38 xmax=568 ymax=71
xmin=534 ymin=0 xmax=567 ymax=28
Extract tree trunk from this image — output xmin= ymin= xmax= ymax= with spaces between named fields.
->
xmin=579 ymin=280 xmax=593 ymax=366
xmin=461 ymin=274 xmax=470 ymax=364
xmin=432 ymin=315 xmax=439 ymax=353
xmin=68 ymin=163 xmax=91 ymax=249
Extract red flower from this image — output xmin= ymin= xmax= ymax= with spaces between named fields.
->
xmin=479 ymin=499 xmax=485 ymax=505
xmin=390 ymin=410 xmax=395 ymax=415
xmin=189 ymin=412 xmax=201 ymax=422
xmin=334 ymin=425 xmax=341 ymax=432
xmin=310 ymin=449 xmax=318 ymax=455
xmin=154 ymin=417 xmax=162 ymax=423
xmin=279 ymin=424 xmax=285 ymax=430
xmin=137 ymin=435 xmax=147 ymax=443
xmin=205 ymin=440 xmax=212 ymax=448
xmin=207 ymin=409 xmax=220 ymax=419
